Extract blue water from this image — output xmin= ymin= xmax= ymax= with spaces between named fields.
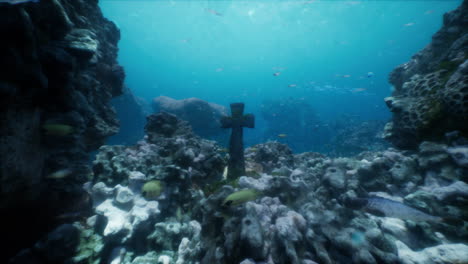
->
xmin=100 ymin=0 xmax=461 ymax=152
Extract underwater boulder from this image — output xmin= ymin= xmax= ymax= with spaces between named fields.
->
xmin=152 ymin=96 xmax=228 ymax=140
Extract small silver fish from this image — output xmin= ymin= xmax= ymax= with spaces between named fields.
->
xmin=0 ymin=0 xmax=39 ymax=5
xmin=346 ymin=196 xmax=441 ymax=222
xmin=46 ymin=168 xmax=73 ymax=179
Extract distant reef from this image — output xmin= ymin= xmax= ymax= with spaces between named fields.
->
xmin=152 ymin=96 xmax=228 ymax=140
xmin=384 ymin=0 xmax=468 ymax=149
xmin=0 ymin=0 xmax=124 ymax=261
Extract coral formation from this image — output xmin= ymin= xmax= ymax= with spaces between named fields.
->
xmin=93 ymin=112 xmax=226 ymax=187
xmin=385 ymin=1 xmax=468 ymax=148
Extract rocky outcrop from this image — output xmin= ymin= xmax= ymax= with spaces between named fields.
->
xmin=384 ymin=0 xmax=468 ymax=148
xmin=0 ymin=0 xmax=124 ymax=261
xmin=152 ymin=96 xmax=228 ymax=140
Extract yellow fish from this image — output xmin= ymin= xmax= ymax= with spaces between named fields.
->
xmin=277 ymin=134 xmax=288 ymax=138
xmin=222 ymin=189 xmax=261 ymax=207
xmin=142 ymin=180 xmax=164 ymax=199
xmin=42 ymin=123 xmax=74 ymax=136
xmin=219 ymin=148 xmax=229 ymax=153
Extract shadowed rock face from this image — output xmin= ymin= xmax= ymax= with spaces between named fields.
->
xmin=0 ymin=0 xmax=124 ymax=261
xmin=384 ymin=0 xmax=468 ymax=149
xmin=152 ymin=96 xmax=228 ymax=140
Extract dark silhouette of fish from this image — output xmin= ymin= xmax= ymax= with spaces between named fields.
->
xmin=205 ymin=8 xmax=222 ymax=16
xmin=345 ymin=196 xmax=441 ymax=222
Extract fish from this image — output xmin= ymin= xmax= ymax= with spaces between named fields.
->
xmin=273 ymin=72 xmax=281 ymax=76
xmin=288 ymin=84 xmax=297 ymax=88
xmin=352 ymin=88 xmax=366 ymax=93
xmin=215 ymin=68 xmax=224 ymax=72
xmin=46 ymin=168 xmax=73 ymax=179
xmin=342 ymin=75 xmax=351 ymax=78
xmin=176 ymin=206 xmax=183 ymax=222
xmin=56 ymin=211 xmax=85 ymax=220
xmin=42 ymin=123 xmax=75 ymax=136
xmin=205 ymin=8 xmax=222 ymax=16
xmin=222 ymin=166 xmax=228 ymax=180
xmin=277 ymin=134 xmax=288 ymax=138
xmin=403 ymin=22 xmax=415 ymax=27
xmin=222 ymin=189 xmax=261 ymax=207
xmin=142 ymin=180 xmax=164 ymax=199
xmin=367 ymin=72 xmax=374 ymax=78
xmin=345 ymin=196 xmax=441 ymax=222
xmin=0 ymin=0 xmax=39 ymax=4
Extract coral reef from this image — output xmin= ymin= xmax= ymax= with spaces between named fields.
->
xmin=192 ymin=137 xmax=468 ymax=264
xmin=9 ymin=109 xmax=468 ymax=264
xmin=3 ymin=1 xmax=468 ymax=264
xmin=93 ymin=112 xmax=226 ymax=188
xmin=0 ymin=0 xmax=124 ymax=261
xmin=385 ymin=0 xmax=468 ymax=148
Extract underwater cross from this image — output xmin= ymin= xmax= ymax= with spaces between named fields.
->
xmin=221 ymin=103 xmax=255 ymax=180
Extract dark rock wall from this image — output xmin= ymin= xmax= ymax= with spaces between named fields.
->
xmin=384 ymin=0 xmax=468 ymax=148
xmin=0 ymin=0 xmax=124 ymax=261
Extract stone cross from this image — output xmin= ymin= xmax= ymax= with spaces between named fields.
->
xmin=221 ymin=103 xmax=255 ymax=180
